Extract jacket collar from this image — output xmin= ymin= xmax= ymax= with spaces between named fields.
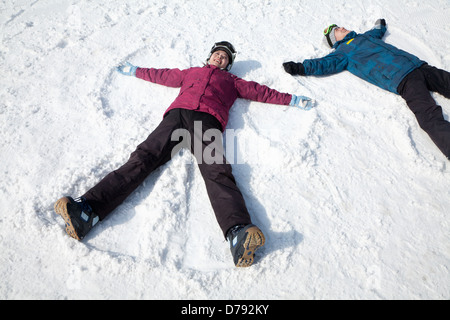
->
xmin=333 ymin=31 xmax=357 ymax=49
xmin=205 ymin=63 xmax=230 ymax=72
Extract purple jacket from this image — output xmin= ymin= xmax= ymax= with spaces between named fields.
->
xmin=136 ymin=64 xmax=292 ymax=130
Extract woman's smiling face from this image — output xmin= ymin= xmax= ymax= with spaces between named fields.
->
xmin=209 ymin=50 xmax=229 ymax=69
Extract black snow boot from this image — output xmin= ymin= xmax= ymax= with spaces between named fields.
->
xmin=54 ymin=196 xmax=99 ymax=240
xmin=227 ymin=224 xmax=265 ymax=267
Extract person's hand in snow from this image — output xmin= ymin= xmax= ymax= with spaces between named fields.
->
xmin=117 ymin=62 xmax=138 ymax=76
xmin=283 ymin=62 xmax=305 ymax=76
xmin=289 ymin=94 xmax=315 ymax=111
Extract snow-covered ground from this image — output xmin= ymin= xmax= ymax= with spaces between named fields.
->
xmin=1 ymin=0 xmax=449 ymax=300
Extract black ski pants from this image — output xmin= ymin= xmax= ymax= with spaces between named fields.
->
xmin=82 ymin=108 xmax=252 ymax=237
xmin=397 ymin=64 xmax=450 ymax=159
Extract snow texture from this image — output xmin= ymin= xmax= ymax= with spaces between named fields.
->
xmin=1 ymin=0 xmax=449 ymax=300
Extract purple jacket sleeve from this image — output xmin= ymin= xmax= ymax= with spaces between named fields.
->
xmin=234 ymin=77 xmax=292 ymax=106
xmin=135 ymin=67 xmax=185 ymax=88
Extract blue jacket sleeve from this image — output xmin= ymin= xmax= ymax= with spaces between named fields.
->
xmin=363 ymin=22 xmax=387 ymax=40
xmin=302 ymin=52 xmax=348 ymax=76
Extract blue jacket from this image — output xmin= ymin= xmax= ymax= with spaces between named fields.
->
xmin=302 ymin=25 xmax=426 ymax=94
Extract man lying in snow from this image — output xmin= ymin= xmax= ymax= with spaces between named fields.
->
xmin=283 ymin=19 xmax=450 ymax=160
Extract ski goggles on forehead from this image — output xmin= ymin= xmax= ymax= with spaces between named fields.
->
xmin=211 ymin=41 xmax=236 ymax=54
xmin=323 ymin=24 xmax=338 ymax=36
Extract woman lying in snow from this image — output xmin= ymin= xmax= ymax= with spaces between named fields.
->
xmin=54 ymin=41 xmax=314 ymax=267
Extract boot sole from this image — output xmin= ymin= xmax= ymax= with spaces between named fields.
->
xmin=54 ymin=197 xmax=81 ymax=241
xmin=236 ymin=226 xmax=265 ymax=267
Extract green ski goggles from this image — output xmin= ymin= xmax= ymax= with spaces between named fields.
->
xmin=323 ymin=24 xmax=338 ymax=36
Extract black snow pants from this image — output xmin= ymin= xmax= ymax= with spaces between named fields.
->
xmin=397 ymin=64 xmax=450 ymax=159
xmin=82 ymin=108 xmax=252 ymax=237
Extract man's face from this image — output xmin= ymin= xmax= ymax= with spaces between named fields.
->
xmin=334 ymin=27 xmax=351 ymax=41
xmin=209 ymin=50 xmax=229 ymax=69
